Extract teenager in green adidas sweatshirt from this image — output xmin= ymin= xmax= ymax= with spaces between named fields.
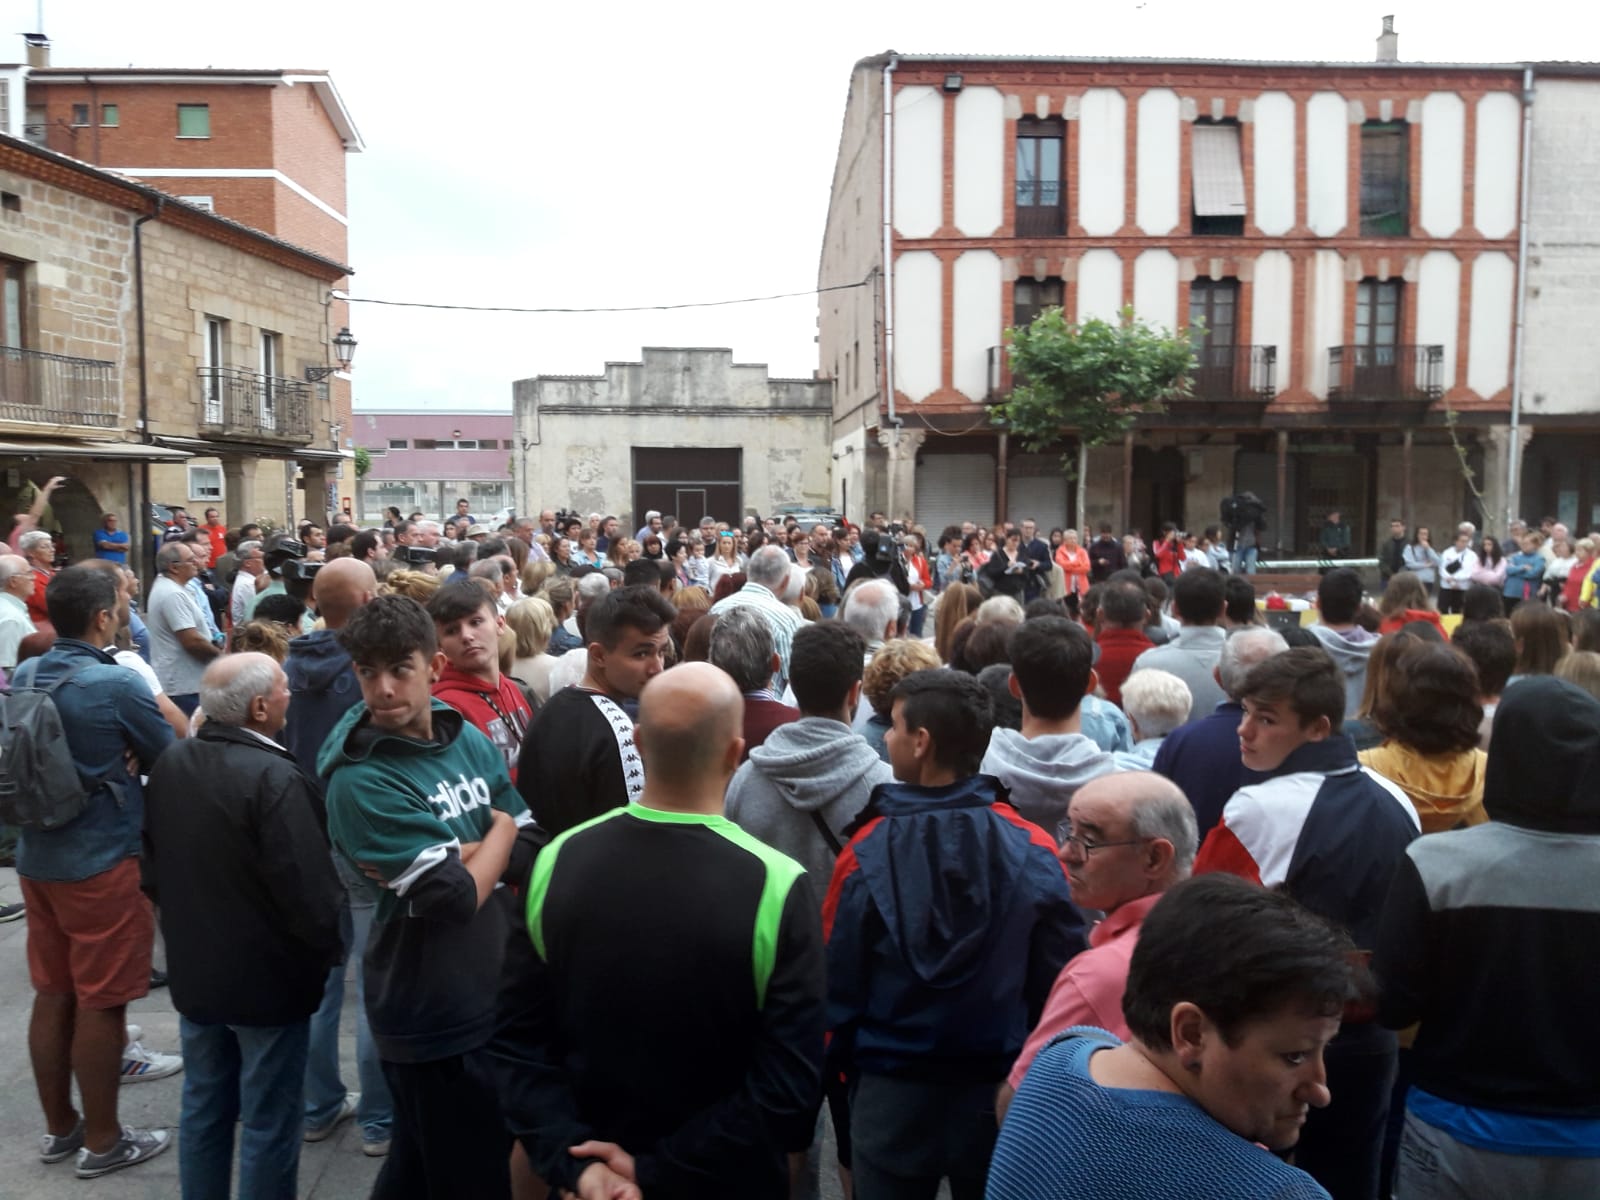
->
xmin=318 ymin=595 xmax=540 ymax=1199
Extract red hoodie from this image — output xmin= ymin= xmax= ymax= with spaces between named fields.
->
xmin=432 ymin=664 xmax=533 ymax=784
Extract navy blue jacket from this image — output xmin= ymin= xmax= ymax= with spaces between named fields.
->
xmin=1152 ymin=700 xmax=1263 ymax=840
xmin=822 ymin=775 xmax=1087 ymax=1083
xmin=283 ymin=628 xmax=363 ymax=795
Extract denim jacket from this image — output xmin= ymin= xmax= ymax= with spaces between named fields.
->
xmin=14 ymin=639 xmax=175 ymax=883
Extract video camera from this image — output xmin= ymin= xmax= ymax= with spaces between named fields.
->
xmin=396 ymin=544 xmax=437 ymax=565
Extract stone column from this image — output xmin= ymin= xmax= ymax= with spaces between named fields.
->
xmin=299 ymin=461 xmax=333 ymax=527
xmin=221 ymin=457 xmax=258 ymax=530
xmin=1480 ymin=423 xmax=1532 ymax=537
xmin=877 ymin=426 xmax=926 ymax=524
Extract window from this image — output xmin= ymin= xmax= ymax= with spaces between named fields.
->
xmin=1 ymin=260 xmax=26 ymax=349
xmin=1015 ymin=117 xmax=1066 ymax=237
xmin=259 ymin=330 xmax=282 ymax=427
xmin=412 ymin=438 xmax=438 ymax=450
xmin=100 ymin=104 xmax=119 ymax=127
xmin=1191 ymin=120 xmax=1247 ymax=236
xmin=260 ymin=330 xmax=281 ymax=379
xmin=187 ymin=465 xmax=223 ymax=501
xmin=178 ymin=195 xmax=214 ymax=211
xmin=70 ymin=103 xmax=90 ymax=127
xmin=1189 ymin=279 xmax=1240 ymax=397
xmin=388 ymin=438 xmax=409 ymax=449
xmin=1013 ymin=277 xmax=1064 ymax=331
xmin=853 ymin=339 xmax=861 ymax=391
xmin=177 ymin=104 xmax=210 ymax=139
xmin=202 ymin=317 xmax=227 ymax=421
xmin=0 ymin=192 xmax=19 ymax=213
xmin=1355 ymin=279 xmax=1401 ymax=350
xmin=1360 ymin=122 xmax=1409 ymax=236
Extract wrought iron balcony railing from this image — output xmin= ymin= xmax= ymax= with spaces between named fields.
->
xmin=197 ymin=366 xmax=313 ymax=443
xmin=1188 ymin=344 xmax=1276 ymax=404
xmin=1327 ymin=345 xmax=1444 ymax=406
xmin=0 ymin=345 xmax=119 ymax=428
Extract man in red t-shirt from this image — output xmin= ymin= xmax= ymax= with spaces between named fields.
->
xmin=1093 ymin=581 xmax=1154 ymax=707
xmin=425 ymin=579 xmax=532 ymax=784
xmin=198 ymin=508 xmax=228 ymax=569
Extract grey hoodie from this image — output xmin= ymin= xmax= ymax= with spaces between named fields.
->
xmin=1307 ymin=623 xmax=1379 ymax=717
xmin=725 ymin=716 xmax=895 ymax=899
xmin=980 ymin=728 xmax=1119 ymax=832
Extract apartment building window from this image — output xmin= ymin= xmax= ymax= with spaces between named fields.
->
xmin=100 ymin=104 xmax=119 ymax=127
xmin=1352 ymin=279 xmax=1403 ymax=394
xmin=179 ymin=195 xmax=214 ymax=211
xmin=177 ymin=104 xmax=211 ymax=139
xmin=201 ymin=317 xmax=227 ymax=422
xmin=259 ymin=330 xmax=282 ymax=429
xmin=1360 ymin=122 xmax=1409 ymax=236
xmin=412 ymin=438 xmax=438 ymax=450
xmin=1189 ymin=279 xmax=1240 ymax=396
xmin=187 ymin=465 xmax=223 ymax=501
xmin=388 ymin=438 xmax=409 ymax=449
xmin=1 ymin=261 xmax=25 ymax=350
xmin=1191 ymin=120 xmax=1247 ymax=236
xmin=1013 ymin=277 xmax=1064 ymax=331
xmin=70 ymin=103 xmax=90 ymax=127
xmin=1015 ymin=118 xmax=1066 ymax=237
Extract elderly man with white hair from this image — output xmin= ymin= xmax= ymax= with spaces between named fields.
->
xmin=143 ymin=652 xmax=343 ymax=1199
xmin=1113 ymin=669 xmax=1193 ymax=770
xmin=18 ymin=527 xmax=57 ymax=634
xmin=708 ymin=544 xmax=805 ymax=691
xmin=0 ymin=552 xmax=37 ymax=673
xmin=996 ymin=770 xmax=1198 ymax=1121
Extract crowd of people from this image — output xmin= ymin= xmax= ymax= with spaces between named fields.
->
xmin=1 ymin=487 xmax=1597 ymax=1199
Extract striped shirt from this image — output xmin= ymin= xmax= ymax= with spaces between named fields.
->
xmin=708 ymin=582 xmax=805 ymax=690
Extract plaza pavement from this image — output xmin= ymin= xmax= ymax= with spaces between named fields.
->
xmin=0 ymin=865 xmax=381 ymax=1198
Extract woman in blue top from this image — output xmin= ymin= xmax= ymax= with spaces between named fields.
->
xmin=1503 ymin=532 xmax=1548 ymax=616
xmin=1402 ymin=527 xmax=1442 ymax=598
xmin=989 ymin=875 xmax=1356 ymax=1200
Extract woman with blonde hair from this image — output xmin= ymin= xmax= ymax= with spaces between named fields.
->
xmin=228 ymin=619 xmax=290 ymax=662
xmin=934 ymin=582 xmax=982 ymax=662
xmin=383 ymin=568 xmax=440 ymax=604
xmin=1554 ymin=649 xmax=1600 ymax=701
xmin=504 ymin=596 xmax=560 ymax=704
xmin=860 ymin=639 xmax=943 ymax=762
xmin=674 ymin=585 xmax=712 ymax=612
xmin=520 ymin=558 xmax=555 ymax=597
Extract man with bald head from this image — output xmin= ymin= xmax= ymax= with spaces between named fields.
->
xmin=491 ymin=662 xmax=825 ymax=1200
xmin=996 ymin=771 xmax=1198 ymax=1121
xmin=281 ymin=557 xmax=395 ymax=1154
xmin=143 ymin=652 xmax=343 ymax=1196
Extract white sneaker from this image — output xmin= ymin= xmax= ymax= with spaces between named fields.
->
xmin=75 ymin=1126 xmax=173 ymax=1178
xmin=119 ymin=1040 xmax=183 ymax=1085
xmin=303 ymin=1092 xmax=360 ymax=1143
xmin=124 ymin=1024 xmax=142 ymax=1046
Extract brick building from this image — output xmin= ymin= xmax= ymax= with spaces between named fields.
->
xmin=12 ymin=33 xmax=362 ymax=523
xmin=818 ymin=31 xmax=1549 ymax=552
xmin=0 ymin=130 xmax=350 ymax=573
xmin=354 ymin=410 xmax=515 ymax=524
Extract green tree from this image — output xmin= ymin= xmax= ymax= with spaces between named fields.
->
xmin=993 ymin=306 xmax=1196 ymax=464
xmin=353 ymin=446 xmax=372 ymax=478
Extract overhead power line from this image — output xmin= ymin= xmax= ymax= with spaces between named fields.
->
xmin=338 ymin=278 xmax=871 ymax=315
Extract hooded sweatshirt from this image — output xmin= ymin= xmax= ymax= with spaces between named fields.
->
xmin=980 ymin=728 xmax=1119 ymax=833
xmin=1374 ymin=678 xmax=1600 ymax=1139
xmin=284 ymin=628 xmax=363 ymax=788
xmin=1358 ymin=742 xmax=1488 ymax=834
xmin=319 ymin=699 xmax=535 ymax=1063
xmin=432 ymin=662 xmax=533 ymax=784
xmin=823 ymin=775 xmax=1088 ymax=1081
xmin=1307 ymin=623 xmax=1379 ymax=717
xmin=726 ymin=717 xmax=894 ymax=894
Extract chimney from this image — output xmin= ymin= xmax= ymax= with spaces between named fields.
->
xmin=23 ymin=33 xmax=50 ymax=69
xmin=1376 ymin=15 xmax=1398 ymax=63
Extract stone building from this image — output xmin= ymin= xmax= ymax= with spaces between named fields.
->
xmin=513 ymin=348 xmax=832 ymax=529
xmin=0 ymin=130 xmax=350 ymax=571
xmin=818 ymin=26 xmax=1548 ymax=550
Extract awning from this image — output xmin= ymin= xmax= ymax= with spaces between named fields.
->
xmin=1192 ymin=124 xmax=1247 ymax=217
xmin=153 ymin=436 xmax=344 ymax=463
xmin=0 ymin=438 xmax=192 ymax=462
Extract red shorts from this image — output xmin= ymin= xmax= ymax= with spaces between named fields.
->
xmin=20 ymin=857 xmax=154 ymax=1010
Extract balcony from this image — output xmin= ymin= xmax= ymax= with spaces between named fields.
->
xmin=1327 ymin=345 xmax=1444 ymax=412
xmin=0 ymin=346 xmax=119 ymax=429
xmin=197 ymin=366 xmax=313 ymax=444
xmin=1188 ymin=345 xmax=1276 ymax=407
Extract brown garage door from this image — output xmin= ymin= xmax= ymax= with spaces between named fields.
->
xmin=632 ymin=447 xmax=742 ymax=529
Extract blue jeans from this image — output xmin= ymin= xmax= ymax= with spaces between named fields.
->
xmin=304 ymin=865 xmax=391 ymax=1143
xmin=1234 ymin=545 xmax=1259 ymax=575
xmin=179 ymin=1016 xmax=310 ymax=1200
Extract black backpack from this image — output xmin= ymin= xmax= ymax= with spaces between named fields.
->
xmin=0 ymin=658 xmax=94 ymax=831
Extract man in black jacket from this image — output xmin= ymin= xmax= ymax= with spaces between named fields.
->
xmin=143 ymin=652 xmax=344 ymax=1199
xmin=490 ymin=662 xmax=824 ymax=1200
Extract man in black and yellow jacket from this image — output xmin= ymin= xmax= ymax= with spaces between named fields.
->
xmin=489 ymin=661 xmax=825 ymax=1200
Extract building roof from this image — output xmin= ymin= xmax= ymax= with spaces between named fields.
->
xmin=27 ymin=67 xmax=364 ymax=151
xmin=868 ymin=51 xmax=1599 ymax=74
xmin=0 ymin=131 xmax=354 ymax=279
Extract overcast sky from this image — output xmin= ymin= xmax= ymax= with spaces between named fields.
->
xmin=8 ymin=0 xmax=1592 ymax=411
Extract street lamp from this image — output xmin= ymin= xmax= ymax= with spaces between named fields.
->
xmin=305 ymin=327 xmax=358 ymax=382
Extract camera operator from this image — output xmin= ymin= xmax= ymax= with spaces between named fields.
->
xmin=844 ymin=525 xmax=911 ymax=596
xmin=1222 ymin=492 xmax=1267 ymax=575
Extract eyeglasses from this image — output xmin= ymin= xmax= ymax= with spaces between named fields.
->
xmin=1055 ymin=821 xmax=1150 ymax=857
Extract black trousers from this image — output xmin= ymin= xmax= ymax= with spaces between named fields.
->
xmin=372 ymin=1051 xmax=510 ymax=1200
xmin=1296 ymin=1025 xmax=1398 ymax=1200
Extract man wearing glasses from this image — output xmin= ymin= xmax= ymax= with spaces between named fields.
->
xmin=147 ymin=542 xmax=220 ymax=715
xmin=229 ymin=541 xmax=267 ymax=630
xmin=996 ymin=772 xmax=1197 ymax=1122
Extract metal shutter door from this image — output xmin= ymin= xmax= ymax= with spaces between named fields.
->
xmin=914 ymin=453 xmax=995 ymax=533
xmin=1008 ymin=454 xmax=1070 ymax=529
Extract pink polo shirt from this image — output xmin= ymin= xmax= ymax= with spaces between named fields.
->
xmin=1007 ymin=891 xmax=1162 ymax=1091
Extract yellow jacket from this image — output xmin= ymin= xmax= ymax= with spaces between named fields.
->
xmin=1358 ymin=742 xmax=1488 ymax=835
